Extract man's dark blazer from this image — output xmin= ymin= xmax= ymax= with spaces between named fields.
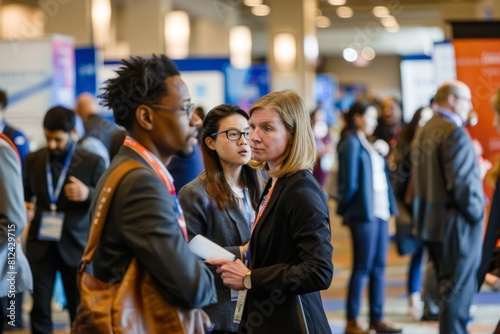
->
xmin=91 ymin=146 xmax=216 ymax=309
xmin=413 ymin=114 xmax=484 ymax=334
xmin=23 ymin=145 xmax=106 ymax=267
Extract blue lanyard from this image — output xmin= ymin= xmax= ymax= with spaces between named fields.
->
xmin=435 ymin=109 xmax=462 ymax=127
xmin=242 ymin=188 xmax=252 ymax=230
xmin=46 ymin=141 xmax=75 ymax=212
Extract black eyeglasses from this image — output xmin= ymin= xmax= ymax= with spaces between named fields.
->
xmin=211 ymin=129 xmax=250 ymax=141
xmin=148 ymin=103 xmax=195 ymax=119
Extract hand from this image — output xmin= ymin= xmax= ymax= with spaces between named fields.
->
xmin=25 ymin=201 xmax=35 ymax=222
xmin=64 ymin=176 xmax=90 ymax=202
xmin=206 ymin=258 xmax=249 ymax=290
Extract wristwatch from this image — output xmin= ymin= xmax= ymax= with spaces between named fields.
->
xmin=242 ymin=270 xmax=252 ymax=290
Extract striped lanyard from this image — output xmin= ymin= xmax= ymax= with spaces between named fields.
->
xmin=123 ymin=137 xmax=188 ymax=240
xmin=246 ymin=177 xmax=278 ymax=265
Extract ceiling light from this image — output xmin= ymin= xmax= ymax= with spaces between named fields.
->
xmin=328 ymin=0 xmax=346 ymax=5
xmin=372 ymin=6 xmax=390 ymax=18
xmin=336 ymin=6 xmax=353 ymax=18
xmin=381 ymin=15 xmax=397 ymax=27
xmin=230 ymin=25 xmax=252 ymax=69
xmin=244 ymin=0 xmax=263 ymax=6
xmin=251 ymin=4 xmax=270 ymax=16
xmin=274 ymin=33 xmax=296 ymax=72
xmin=343 ymin=47 xmax=358 ymax=62
xmin=385 ymin=23 xmax=400 ymax=33
xmin=164 ymin=11 xmax=190 ymax=59
xmin=315 ymin=16 xmax=331 ymax=28
xmin=361 ymin=47 xmax=376 ymax=60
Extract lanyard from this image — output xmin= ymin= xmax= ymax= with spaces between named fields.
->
xmin=242 ymin=188 xmax=252 ymax=230
xmin=246 ymin=178 xmax=278 ymax=265
xmin=46 ymin=141 xmax=75 ymax=212
xmin=123 ymin=136 xmax=188 ymax=240
xmin=435 ymin=109 xmax=462 ymax=127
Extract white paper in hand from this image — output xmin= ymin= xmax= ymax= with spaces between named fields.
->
xmin=188 ymin=235 xmax=236 ymax=261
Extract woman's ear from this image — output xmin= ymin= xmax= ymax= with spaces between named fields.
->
xmin=136 ymin=105 xmax=154 ymax=131
xmin=205 ymin=136 xmax=216 ymax=150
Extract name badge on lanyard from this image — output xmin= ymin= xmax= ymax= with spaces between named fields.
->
xmin=39 ymin=211 xmax=65 ymax=241
xmin=39 ymin=142 xmax=75 ymax=241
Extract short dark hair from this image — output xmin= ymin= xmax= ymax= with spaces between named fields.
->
xmin=99 ymin=54 xmax=180 ymax=130
xmin=43 ymin=106 xmax=76 ymax=132
xmin=0 ymin=89 xmax=7 ymax=109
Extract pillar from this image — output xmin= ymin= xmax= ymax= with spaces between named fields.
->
xmin=267 ymin=0 xmax=317 ymax=108
xmin=122 ymin=0 xmax=172 ymax=56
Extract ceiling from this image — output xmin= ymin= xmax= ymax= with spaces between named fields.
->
xmin=176 ymin=0 xmax=486 ymax=56
xmin=1 ymin=0 xmax=490 ymax=56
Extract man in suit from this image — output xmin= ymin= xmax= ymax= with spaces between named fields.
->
xmin=0 ymin=136 xmax=33 ymax=333
xmin=413 ymin=81 xmax=484 ymax=334
xmin=23 ymin=106 xmax=106 ymax=334
xmin=0 ymin=89 xmax=30 ymax=168
xmin=82 ymin=54 xmax=216 ymax=325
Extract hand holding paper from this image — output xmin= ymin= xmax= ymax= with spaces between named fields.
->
xmin=188 ymin=235 xmax=236 ymax=261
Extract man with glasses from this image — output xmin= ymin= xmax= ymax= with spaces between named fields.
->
xmin=413 ymin=81 xmax=484 ymax=334
xmin=72 ymin=55 xmax=217 ymax=331
xmin=167 ymin=102 xmax=205 ymax=191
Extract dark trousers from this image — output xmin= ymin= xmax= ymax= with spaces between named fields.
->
xmin=426 ymin=241 xmax=478 ymax=334
xmin=346 ymin=218 xmax=389 ymax=322
xmin=29 ymin=244 xmax=79 ymax=334
xmin=408 ymin=243 xmax=424 ymax=294
xmin=0 ymin=293 xmax=23 ymax=332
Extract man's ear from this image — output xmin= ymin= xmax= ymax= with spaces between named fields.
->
xmin=136 ymin=105 xmax=154 ymax=130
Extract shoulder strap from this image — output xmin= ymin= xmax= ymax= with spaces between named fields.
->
xmin=0 ymin=132 xmax=20 ymax=163
xmin=81 ymin=160 xmax=147 ymax=265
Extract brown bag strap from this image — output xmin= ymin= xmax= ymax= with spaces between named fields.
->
xmin=81 ymin=160 xmax=147 ymax=265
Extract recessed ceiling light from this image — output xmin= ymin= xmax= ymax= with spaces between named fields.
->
xmin=343 ymin=47 xmax=358 ymax=62
xmin=251 ymin=4 xmax=270 ymax=16
xmin=244 ymin=0 xmax=263 ymax=6
xmin=315 ymin=16 xmax=331 ymax=28
xmin=336 ymin=6 xmax=353 ymax=18
xmin=372 ymin=6 xmax=390 ymax=18
xmin=361 ymin=47 xmax=376 ymax=60
xmin=328 ymin=0 xmax=346 ymax=5
xmin=385 ymin=24 xmax=400 ymax=33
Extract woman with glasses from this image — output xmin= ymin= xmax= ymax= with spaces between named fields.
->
xmin=178 ymin=104 xmax=264 ymax=334
xmin=207 ymin=91 xmax=334 ymax=333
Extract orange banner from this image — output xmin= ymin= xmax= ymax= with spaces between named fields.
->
xmin=454 ymin=39 xmax=500 ymax=199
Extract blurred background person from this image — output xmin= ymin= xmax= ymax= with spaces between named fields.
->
xmin=311 ymin=107 xmax=335 ymax=188
xmin=390 ymin=106 xmax=434 ymax=321
xmin=373 ymin=97 xmax=404 ymax=165
xmin=337 ymin=100 xmax=401 ymax=334
xmin=179 ymin=104 xmax=264 ymax=334
xmin=0 ymin=136 xmax=32 ymax=333
xmin=478 ymin=88 xmax=500 ymax=295
xmin=0 ymin=89 xmax=30 ymax=169
xmin=413 ymin=81 xmax=484 ymax=334
xmin=23 ymin=106 xmax=106 ymax=333
xmin=75 ymin=92 xmax=125 ymax=162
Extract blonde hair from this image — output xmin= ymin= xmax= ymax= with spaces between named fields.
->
xmin=248 ymin=91 xmax=316 ymax=178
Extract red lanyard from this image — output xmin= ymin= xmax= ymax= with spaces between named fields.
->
xmin=251 ymin=178 xmax=277 ymax=234
xmin=123 ymin=137 xmax=188 ymax=240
